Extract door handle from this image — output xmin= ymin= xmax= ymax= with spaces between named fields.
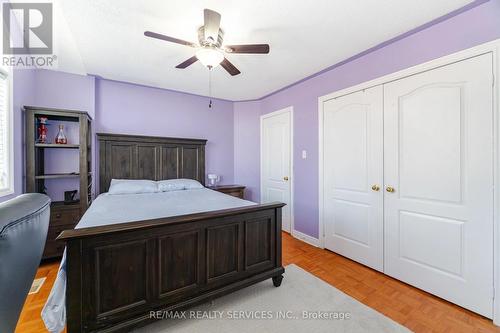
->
xmin=371 ymin=185 xmax=380 ymax=192
xmin=386 ymin=186 xmax=395 ymax=193
xmin=283 ymin=176 xmax=289 ymax=181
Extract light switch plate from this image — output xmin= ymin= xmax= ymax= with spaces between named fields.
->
xmin=302 ymin=150 xmax=307 ymax=159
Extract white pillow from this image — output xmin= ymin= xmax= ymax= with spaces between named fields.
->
xmin=157 ymin=178 xmax=204 ymax=192
xmin=156 ymin=179 xmax=186 ymax=192
xmin=181 ymin=179 xmax=204 ymax=190
xmin=108 ymin=179 xmax=158 ymax=195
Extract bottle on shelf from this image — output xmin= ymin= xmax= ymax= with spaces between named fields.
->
xmin=37 ymin=117 xmax=49 ymax=143
xmin=55 ymin=124 xmax=68 ymax=144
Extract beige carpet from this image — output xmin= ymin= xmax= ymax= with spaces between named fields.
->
xmin=134 ymin=264 xmax=410 ymax=333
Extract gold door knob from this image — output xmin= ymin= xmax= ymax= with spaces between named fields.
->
xmin=371 ymin=185 xmax=380 ymax=192
xmin=386 ymin=186 xmax=395 ymax=193
xmin=283 ymin=176 xmax=289 ymax=181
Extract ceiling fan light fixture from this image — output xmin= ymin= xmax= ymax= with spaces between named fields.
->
xmin=196 ymin=48 xmax=224 ymax=68
xmin=145 ymin=9 xmax=269 ymax=75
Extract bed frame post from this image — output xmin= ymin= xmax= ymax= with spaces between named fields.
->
xmin=272 ymin=206 xmax=284 ymax=287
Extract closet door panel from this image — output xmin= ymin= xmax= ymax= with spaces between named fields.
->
xmin=383 ymin=53 xmax=494 ymax=317
xmin=322 ymin=85 xmax=384 ymax=271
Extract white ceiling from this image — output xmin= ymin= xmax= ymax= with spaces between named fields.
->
xmin=52 ymin=0 xmax=474 ymax=101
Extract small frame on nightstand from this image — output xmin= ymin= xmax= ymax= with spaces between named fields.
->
xmin=208 ymin=185 xmax=245 ymax=199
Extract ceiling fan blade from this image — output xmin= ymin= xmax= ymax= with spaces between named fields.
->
xmin=224 ymin=44 xmax=270 ymax=54
xmin=220 ymin=58 xmax=241 ymax=76
xmin=203 ymin=9 xmax=221 ymax=43
xmin=144 ymin=31 xmax=197 ymax=47
xmin=175 ymin=56 xmax=198 ymax=69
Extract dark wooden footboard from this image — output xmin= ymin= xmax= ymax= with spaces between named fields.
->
xmin=58 ymin=202 xmax=285 ymax=333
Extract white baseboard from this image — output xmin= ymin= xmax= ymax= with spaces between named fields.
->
xmin=291 ymin=229 xmax=320 ymax=247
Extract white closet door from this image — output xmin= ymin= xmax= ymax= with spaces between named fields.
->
xmin=384 ymin=53 xmax=494 ymax=317
xmin=323 ymin=86 xmax=384 ymax=271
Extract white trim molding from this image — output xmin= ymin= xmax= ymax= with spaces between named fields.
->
xmin=318 ymin=38 xmax=500 ymax=324
xmin=260 ymin=106 xmax=294 ymax=234
xmin=291 ymin=229 xmax=320 ymax=248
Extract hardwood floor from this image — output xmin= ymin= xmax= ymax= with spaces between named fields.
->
xmin=16 ymin=232 xmax=500 ymax=332
xmin=281 ymin=233 xmax=499 ymax=333
xmin=16 ymin=259 xmax=65 ymax=333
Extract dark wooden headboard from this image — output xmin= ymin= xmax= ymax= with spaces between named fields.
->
xmin=97 ymin=133 xmax=206 ymax=193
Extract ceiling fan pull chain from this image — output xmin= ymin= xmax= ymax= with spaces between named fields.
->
xmin=208 ymin=67 xmax=213 ymax=109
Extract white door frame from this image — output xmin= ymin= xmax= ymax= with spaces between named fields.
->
xmin=260 ymin=106 xmax=294 ymax=233
xmin=319 ymin=38 xmax=500 ymax=324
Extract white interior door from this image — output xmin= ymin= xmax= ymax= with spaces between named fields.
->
xmin=323 ymin=86 xmax=384 ymax=271
xmin=261 ymin=109 xmax=292 ymax=232
xmin=384 ymin=53 xmax=494 ymax=317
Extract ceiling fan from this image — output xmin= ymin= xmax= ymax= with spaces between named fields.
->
xmin=144 ymin=9 xmax=270 ymax=76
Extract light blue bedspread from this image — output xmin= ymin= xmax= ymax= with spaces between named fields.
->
xmin=41 ymin=188 xmax=255 ymax=333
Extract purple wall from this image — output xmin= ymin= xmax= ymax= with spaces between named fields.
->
xmin=33 ymin=70 xmax=96 ymax=201
xmin=95 ymin=78 xmax=235 ymax=191
xmin=34 ymin=70 xmax=96 ymax=117
xmin=233 ymin=101 xmax=261 ymax=202
xmin=233 ymin=0 xmax=500 ymax=238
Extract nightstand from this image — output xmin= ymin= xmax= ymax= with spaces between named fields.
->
xmin=208 ymin=185 xmax=245 ymax=199
xmin=43 ymin=202 xmax=80 ymax=259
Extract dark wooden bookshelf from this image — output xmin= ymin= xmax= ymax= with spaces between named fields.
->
xmin=35 ymin=143 xmax=80 ymax=149
xmin=25 ymin=106 xmax=92 ymax=259
xmin=35 ymin=173 xmax=81 ymax=180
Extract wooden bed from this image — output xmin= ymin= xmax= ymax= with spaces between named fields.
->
xmin=58 ymin=133 xmax=285 ymax=333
